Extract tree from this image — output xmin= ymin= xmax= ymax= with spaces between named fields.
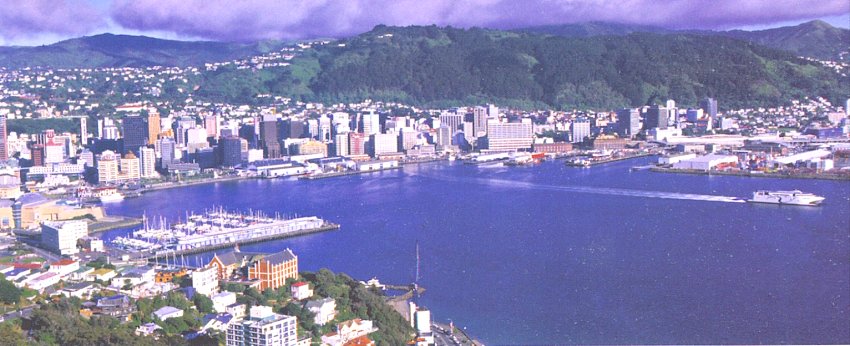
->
xmin=193 ymin=294 xmax=214 ymax=315
xmin=0 ymin=322 xmax=26 ymax=346
xmin=0 ymin=277 xmax=21 ymax=305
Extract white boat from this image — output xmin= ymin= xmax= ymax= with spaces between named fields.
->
xmin=99 ymin=191 xmax=125 ymax=203
xmin=748 ymin=190 xmax=824 ymax=206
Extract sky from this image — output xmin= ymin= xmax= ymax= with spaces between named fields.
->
xmin=0 ymin=0 xmax=847 ymax=46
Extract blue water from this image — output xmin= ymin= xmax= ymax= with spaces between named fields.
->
xmin=102 ymin=158 xmax=850 ymax=344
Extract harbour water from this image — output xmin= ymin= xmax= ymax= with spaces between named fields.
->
xmin=102 ymin=157 xmax=850 ymax=344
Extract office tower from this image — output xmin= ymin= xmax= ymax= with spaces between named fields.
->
xmin=570 ymin=119 xmax=591 ymax=143
xmin=439 ymin=112 xmax=463 ymax=134
xmin=348 ymin=132 xmax=365 ymax=156
xmin=41 ymin=220 xmax=87 ymax=256
xmin=686 ymin=108 xmax=704 ymax=122
xmin=120 ymin=152 xmax=141 ymax=181
xmin=31 ymin=144 xmax=45 ymax=166
xmin=204 ymin=114 xmax=218 ymax=139
xmin=334 ymin=133 xmax=349 ymax=157
xmin=437 ymin=126 xmax=452 ymax=147
xmin=318 ymin=115 xmax=331 ymax=142
xmin=0 ymin=116 xmax=6 ymax=161
xmin=158 ymin=137 xmax=176 ymax=168
xmin=362 ymin=111 xmax=381 ymax=135
xmin=369 ymin=133 xmax=399 ymax=157
xmin=473 ymin=106 xmax=488 ymax=137
xmin=122 ymin=116 xmax=148 ymax=155
xmin=238 ymin=124 xmax=257 ymax=148
xmin=617 ymin=108 xmax=641 ymax=138
xmin=97 ymin=150 xmax=119 ymax=184
xmin=665 ymin=99 xmax=678 ymax=127
xmin=260 ymin=114 xmax=281 ymax=158
xmin=221 ymin=136 xmax=243 ymax=167
xmin=79 ymin=117 xmax=88 ymax=147
xmin=139 ymin=147 xmax=157 ymax=178
xmin=643 ymin=105 xmax=669 ymax=130
xmin=485 ymin=119 xmax=533 ymax=152
xmin=147 ymin=111 xmax=160 ymax=144
xmin=399 ymin=129 xmax=419 ymax=152
xmin=699 ymin=97 xmax=718 ymax=120
xmin=487 ymin=104 xmax=499 ymax=119
xmin=226 ymin=306 xmax=298 ymax=346
xmin=282 ymin=118 xmax=305 ymax=139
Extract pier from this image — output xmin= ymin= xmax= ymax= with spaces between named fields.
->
xmin=145 ymin=223 xmax=340 ymax=261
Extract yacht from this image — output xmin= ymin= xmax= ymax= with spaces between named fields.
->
xmin=748 ymin=190 xmax=824 ymax=206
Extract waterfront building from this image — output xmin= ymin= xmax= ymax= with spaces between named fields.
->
xmin=409 ymin=302 xmax=434 ymax=345
xmin=221 ymin=136 xmax=243 ymax=167
xmin=122 ymin=116 xmax=148 ymax=155
xmin=439 ymin=112 xmax=463 ymax=134
xmin=139 ymin=147 xmax=157 ymax=179
xmin=348 ymin=132 xmax=366 ymax=156
xmin=226 ymin=306 xmax=298 ymax=346
xmin=485 ymin=119 xmax=533 ymax=152
xmin=120 ymin=152 xmax=141 ymax=181
xmin=368 ymin=133 xmax=399 ymax=157
xmin=533 ymin=142 xmax=573 ymax=153
xmin=617 ymin=108 xmax=641 ymax=138
xmin=291 ymin=140 xmax=328 ymax=156
xmin=97 ymin=150 xmax=119 ymax=184
xmin=570 ymin=120 xmax=591 ymax=143
xmin=399 ymin=129 xmax=419 ymax=152
xmin=41 ymin=220 xmax=87 ymax=255
xmin=192 ymin=266 xmax=219 ymax=297
xmin=644 ymin=105 xmax=669 ymax=130
xmin=260 ymin=113 xmax=281 ymax=158
xmin=591 ymin=135 xmax=628 ymax=150
xmin=248 ymin=249 xmax=298 ymax=291
xmin=159 ymin=137 xmax=176 ymax=168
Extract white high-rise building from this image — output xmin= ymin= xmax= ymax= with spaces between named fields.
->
xmin=41 ymin=220 xmax=88 ymax=255
xmin=570 ymin=120 xmax=591 ymax=143
xmin=369 ymin=133 xmax=398 ymax=157
xmin=318 ymin=114 xmax=332 ymax=142
xmin=362 ymin=111 xmax=381 ymax=136
xmin=139 ymin=147 xmax=157 ymax=179
xmin=192 ymin=266 xmax=219 ymax=297
xmin=334 ymin=133 xmax=349 ymax=157
xmin=226 ymin=306 xmax=298 ymax=346
xmin=485 ymin=119 xmax=533 ymax=152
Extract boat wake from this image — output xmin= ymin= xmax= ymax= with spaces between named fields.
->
xmin=425 ymin=174 xmax=746 ymax=203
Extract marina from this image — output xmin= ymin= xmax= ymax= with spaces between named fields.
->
xmin=110 ymin=208 xmax=339 ymax=257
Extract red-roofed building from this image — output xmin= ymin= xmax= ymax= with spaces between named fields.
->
xmin=13 ymin=262 xmax=44 ymax=270
xmin=291 ymin=281 xmax=313 ymax=300
xmin=49 ymin=259 xmax=80 ymax=277
xmin=248 ymin=248 xmax=298 ymax=291
xmin=345 ymin=335 xmax=375 ymax=346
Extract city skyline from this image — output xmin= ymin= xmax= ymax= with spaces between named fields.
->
xmin=0 ymin=0 xmax=848 ymax=46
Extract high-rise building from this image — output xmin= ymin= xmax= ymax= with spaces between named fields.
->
xmin=204 ymin=114 xmax=219 ymax=139
xmin=282 ymin=119 xmax=305 ymax=139
xmin=318 ymin=114 xmax=332 ymax=142
xmin=221 ymin=136 xmax=243 ymax=168
xmin=192 ymin=266 xmax=219 ymax=297
xmin=44 ymin=131 xmax=64 ymax=164
xmin=122 ymin=116 xmax=148 ymax=155
xmin=158 ymin=137 xmax=177 ymax=168
xmin=97 ymin=150 xmax=119 ymax=184
xmin=473 ymin=106 xmax=488 ymax=137
xmin=437 ymin=126 xmax=452 ymax=147
xmin=139 ymin=147 xmax=157 ymax=178
xmin=79 ymin=117 xmax=88 ymax=148
xmin=226 ymin=306 xmax=298 ymax=346
xmin=570 ymin=120 xmax=591 ymax=143
xmin=147 ymin=111 xmax=160 ymax=145
xmin=369 ymin=133 xmax=399 ymax=157
xmin=260 ymin=114 xmax=281 ymax=158
xmin=439 ymin=112 xmax=463 ymax=134
xmin=485 ymin=120 xmax=533 ymax=152
xmin=617 ymin=108 xmax=641 ymax=138
xmin=643 ymin=105 xmax=669 ymax=130
xmin=348 ymin=132 xmax=366 ymax=156
xmin=334 ymin=133 xmax=349 ymax=157
xmin=399 ymin=129 xmax=419 ymax=152
xmin=31 ymin=144 xmax=45 ymax=166
xmin=0 ymin=116 xmax=7 ymax=162
xmin=361 ymin=112 xmax=381 ymax=136
xmin=120 ymin=152 xmax=141 ymax=181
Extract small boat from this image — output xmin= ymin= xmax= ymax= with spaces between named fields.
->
xmin=99 ymin=191 xmax=125 ymax=203
xmin=747 ymin=190 xmax=824 ymax=206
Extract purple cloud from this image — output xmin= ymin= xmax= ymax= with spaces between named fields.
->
xmin=109 ymin=0 xmax=850 ymax=41
xmin=0 ymin=0 xmax=104 ymax=40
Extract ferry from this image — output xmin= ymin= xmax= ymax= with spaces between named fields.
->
xmin=99 ymin=191 xmax=125 ymax=203
xmin=748 ymin=190 xmax=825 ymax=206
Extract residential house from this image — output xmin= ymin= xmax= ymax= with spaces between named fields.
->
xmin=48 ymin=259 xmax=80 ymax=277
xmin=95 ymin=295 xmax=135 ymax=320
xmin=192 ymin=266 xmax=219 ymax=296
xmin=58 ymin=282 xmax=99 ymax=299
xmin=152 ymin=306 xmax=184 ymax=321
xmin=211 ymin=291 xmax=237 ymax=313
xmin=306 ymin=297 xmax=337 ymax=325
xmin=291 ymin=281 xmax=313 ymax=301
xmin=135 ymin=322 xmax=162 ymax=336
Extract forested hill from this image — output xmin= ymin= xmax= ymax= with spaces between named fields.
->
xmin=0 ymin=33 xmax=287 ymax=68
xmin=221 ymin=25 xmax=847 ymax=109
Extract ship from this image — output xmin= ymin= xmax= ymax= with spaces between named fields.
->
xmin=748 ymin=190 xmax=825 ymax=206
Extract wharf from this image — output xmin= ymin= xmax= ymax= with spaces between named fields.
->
xmin=299 ymin=166 xmax=401 ymax=180
xmin=145 ymin=223 xmax=340 ymax=259
xmin=88 ymin=216 xmax=143 ymax=234
xmin=139 ymin=175 xmax=254 ymax=193
xmin=650 ymin=167 xmax=850 ymax=181
xmin=587 ymin=153 xmax=654 ymax=166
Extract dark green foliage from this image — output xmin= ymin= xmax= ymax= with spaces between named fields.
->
xmin=86 ymin=257 xmax=115 ymax=270
xmin=196 ymin=26 xmax=847 ymax=110
xmin=193 ymin=294 xmax=214 ymax=315
xmin=0 ymin=275 xmax=21 ymax=304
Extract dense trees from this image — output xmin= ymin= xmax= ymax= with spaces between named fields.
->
xmin=0 ymin=275 xmax=21 ymax=305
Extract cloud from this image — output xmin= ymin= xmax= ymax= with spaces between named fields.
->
xmin=0 ymin=0 xmax=104 ymax=40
